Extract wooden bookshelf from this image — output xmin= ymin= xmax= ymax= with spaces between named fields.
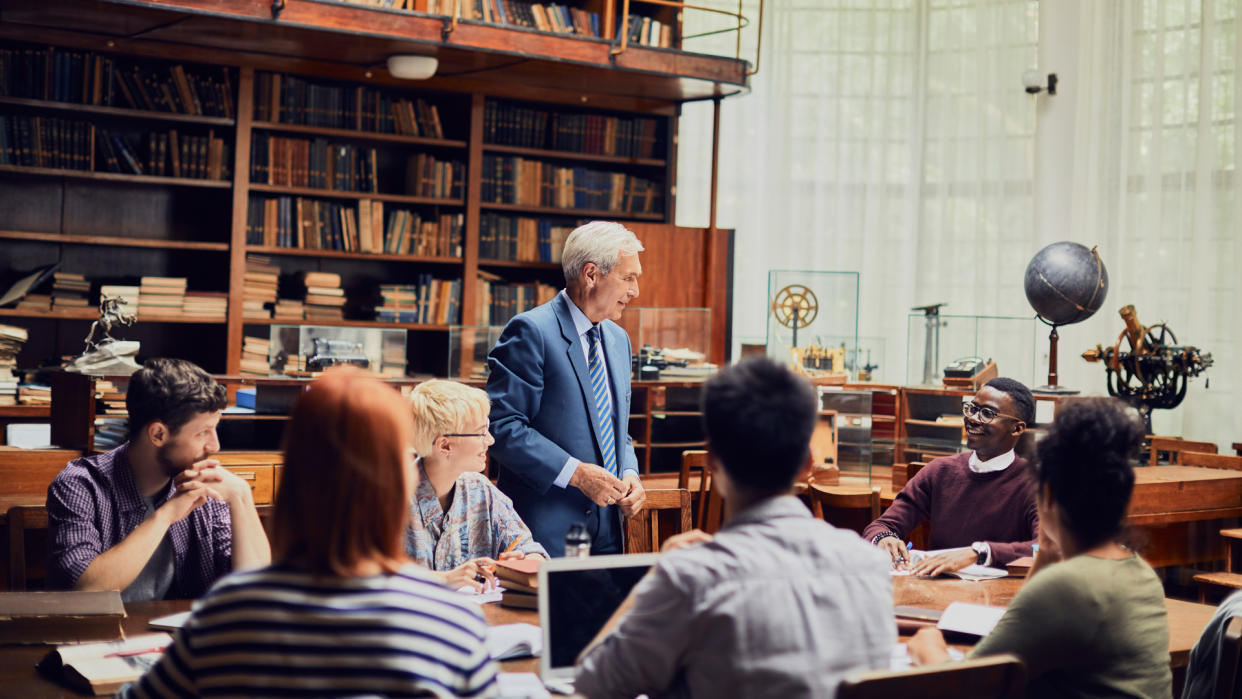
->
xmin=479 ymin=201 xmax=665 ymax=220
xmin=0 ymin=96 xmax=235 ymax=126
xmin=0 ymin=164 xmax=230 ymax=188
xmin=482 ymin=143 xmax=665 ymax=167
xmin=0 ymin=230 xmax=229 ymax=251
xmin=251 ymin=121 xmax=467 ymax=149
xmin=0 ymin=11 xmax=739 ymax=377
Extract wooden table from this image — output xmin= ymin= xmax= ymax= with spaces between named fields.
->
xmin=0 ymin=579 xmax=1219 ymax=696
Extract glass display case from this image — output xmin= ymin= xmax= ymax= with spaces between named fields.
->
xmin=817 ymin=335 xmax=888 ymax=384
xmin=448 ymin=326 xmax=505 ymax=380
xmin=766 ymin=270 xmax=859 ymax=383
xmin=268 ymin=325 xmax=406 ymax=378
xmin=616 ymin=307 xmax=715 ymax=380
xmin=905 ymin=314 xmax=1040 ymax=388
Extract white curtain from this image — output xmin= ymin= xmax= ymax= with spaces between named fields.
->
xmin=677 ymin=0 xmax=1240 ymax=449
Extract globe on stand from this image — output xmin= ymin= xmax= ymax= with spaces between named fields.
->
xmin=1023 ymin=242 xmax=1109 ymax=394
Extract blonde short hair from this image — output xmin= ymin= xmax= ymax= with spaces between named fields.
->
xmin=409 ymin=379 xmax=491 ymax=457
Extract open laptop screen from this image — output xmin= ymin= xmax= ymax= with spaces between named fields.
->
xmin=538 ymin=553 xmax=660 ymax=677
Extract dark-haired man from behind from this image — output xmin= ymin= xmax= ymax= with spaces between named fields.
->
xmin=575 ymin=358 xmax=895 ymax=699
xmin=862 ymin=377 xmax=1038 ymax=576
xmin=47 ymin=358 xmax=270 ymax=601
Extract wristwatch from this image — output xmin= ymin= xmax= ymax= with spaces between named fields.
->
xmin=971 ymin=541 xmax=990 ymax=566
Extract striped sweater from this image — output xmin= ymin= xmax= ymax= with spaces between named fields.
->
xmin=122 ymin=563 xmax=498 ymax=698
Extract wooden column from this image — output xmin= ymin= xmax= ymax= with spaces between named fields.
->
xmin=224 ymin=67 xmax=256 ymax=376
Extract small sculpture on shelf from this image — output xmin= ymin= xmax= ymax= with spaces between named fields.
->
xmin=630 ymin=345 xmax=712 ymax=380
xmin=66 ymin=295 xmax=141 ymax=376
xmin=1082 ymin=304 xmax=1212 ymax=431
xmin=306 ymin=338 xmax=371 ymax=372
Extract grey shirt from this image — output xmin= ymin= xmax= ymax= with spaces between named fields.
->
xmin=576 ymin=495 xmax=896 ymax=699
xmin=120 ymin=492 xmax=175 ymax=602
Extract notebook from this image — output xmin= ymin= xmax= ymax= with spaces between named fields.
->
xmin=537 ymin=553 xmax=660 ymax=690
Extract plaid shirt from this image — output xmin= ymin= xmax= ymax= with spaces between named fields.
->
xmin=46 ymin=443 xmax=233 ymax=599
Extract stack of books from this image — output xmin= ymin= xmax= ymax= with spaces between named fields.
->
xmin=181 ymin=291 xmax=227 ymax=320
xmin=375 ymin=284 xmax=419 ymax=323
xmin=240 ymin=335 xmax=271 ymax=377
xmin=99 ymin=284 xmax=140 ymax=316
xmin=51 ymin=273 xmax=91 ymax=311
xmin=17 ymin=383 xmax=50 ymax=406
xmin=380 ymin=338 xmax=407 ymax=378
xmin=272 ymin=298 xmax=304 ymax=321
xmin=301 ymin=272 xmax=345 ymax=321
xmin=0 ymin=324 xmax=28 ymax=405
xmin=496 ymin=558 xmax=541 ymax=610
xmin=92 ymin=378 xmax=128 ymax=450
xmin=16 ymin=293 xmax=51 ymax=312
xmin=94 ymin=379 xmax=127 ymax=416
xmin=137 ymin=277 xmax=187 ymax=316
xmin=243 ymin=255 xmax=280 ymax=320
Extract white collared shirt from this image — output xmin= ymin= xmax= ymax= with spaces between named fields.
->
xmin=968 ymin=448 xmax=1016 ymax=474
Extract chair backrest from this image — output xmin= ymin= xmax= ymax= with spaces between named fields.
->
xmin=679 ymin=449 xmax=708 ymax=491
xmin=625 ymin=488 xmax=692 ymax=553
xmin=698 ymin=470 xmax=724 ymax=534
xmin=892 ymin=461 xmax=927 ymax=491
xmin=1149 ymin=436 xmax=1218 ymax=466
xmin=1214 ymin=616 xmax=1242 ymax=699
xmin=0 ymin=448 xmax=80 ymax=499
xmin=838 ymin=654 xmax=1026 ymax=699
xmin=1179 ymin=451 xmax=1242 ymax=471
xmin=808 ymin=484 xmax=881 ymax=533
xmin=7 ymin=505 xmax=50 ymax=591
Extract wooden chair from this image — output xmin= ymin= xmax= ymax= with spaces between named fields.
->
xmin=1213 ymin=616 xmax=1242 ymax=699
xmin=1179 ymin=451 xmax=1242 ymax=471
xmin=837 ymin=654 xmax=1026 ymax=699
xmin=679 ymin=449 xmax=708 ymax=491
xmin=625 ymin=488 xmax=691 ymax=553
xmin=1149 ymin=436 xmax=1218 ymax=466
xmin=808 ymin=484 xmax=881 ymax=535
xmin=7 ymin=505 xmax=49 ymax=591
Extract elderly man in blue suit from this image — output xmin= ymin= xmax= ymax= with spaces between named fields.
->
xmin=486 ymin=221 xmax=647 ymax=556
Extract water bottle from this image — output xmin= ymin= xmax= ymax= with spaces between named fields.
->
xmin=565 ymin=523 xmax=591 ymax=558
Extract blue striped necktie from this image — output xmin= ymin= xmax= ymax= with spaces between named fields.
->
xmin=586 ymin=326 xmax=618 ymax=477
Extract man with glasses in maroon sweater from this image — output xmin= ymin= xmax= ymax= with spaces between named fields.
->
xmin=862 ymin=377 xmax=1038 ymax=576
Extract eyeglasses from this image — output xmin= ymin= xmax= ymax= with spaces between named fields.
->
xmin=962 ymin=402 xmax=1023 ymax=425
xmin=443 ymin=422 xmax=490 ymax=439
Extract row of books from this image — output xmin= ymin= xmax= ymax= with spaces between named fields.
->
xmin=406 ymin=153 xmax=466 ymax=200
xmin=253 ymin=72 xmax=445 ymax=138
xmin=618 ymin=13 xmax=676 ymax=49
xmin=429 ymin=0 xmax=602 ymax=38
xmin=245 ymin=195 xmax=464 ymax=257
xmin=0 ymin=115 xmax=90 ymax=170
xmin=483 ymin=101 xmax=663 ymax=159
xmin=0 ymin=45 xmax=235 ymax=117
xmin=99 ymin=128 xmax=229 ymax=180
xmin=478 ymin=213 xmax=573 ymax=263
xmin=251 ymin=133 xmax=381 ymax=192
xmin=375 ymin=276 xmax=462 ymax=325
xmin=100 ymin=278 xmax=227 ymax=319
xmin=476 ymin=275 xmax=556 ymax=326
xmin=0 ymin=116 xmax=228 ymax=179
xmin=481 ymin=155 xmax=664 ymax=214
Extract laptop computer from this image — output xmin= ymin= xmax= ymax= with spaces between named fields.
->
xmin=537 ymin=553 xmax=661 ymax=692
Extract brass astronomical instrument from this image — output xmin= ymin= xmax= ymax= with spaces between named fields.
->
xmin=1082 ymin=304 xmax=1212 ymax=427
xmin=771 ymin=284 xmax=818 ymax=349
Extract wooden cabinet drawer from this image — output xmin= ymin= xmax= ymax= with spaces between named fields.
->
xmin=223 ymin=465 xmax=274 ymax=505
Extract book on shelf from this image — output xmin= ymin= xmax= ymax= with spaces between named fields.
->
xmin=428 ymin=0 xmax=602 ymax=38
xmin=484 ymin=99 xmax=663 ymax=158
xmin=37 ymin=632 xmax=173 ymax=695
xmin=478 ymin=213 xmax=572 ymax=263
xmin=375 ymin=275 xmax=461 ymax=325
xmin=0 ymin=115 xmax=93 ymax=170
xmin=247 ymin=195 xmax=462 ymax=257
xmin=251 ymin=133 xmax=379 ymax=192
xmin=0 ymin=590 xmax=125 ymax=645
xmin=404 ymin=153 xmax=465 ymax=199
xmin=477 ymin=275 xmax=555 ymax=326
xmin=240 ymin=334 xmax=272 ymax=376
xmin=253 ymin=72 xmax=446 ymax=138
xmin=51 ymin=272 xmax=91 ymax=309
xmin=0 ymin=44 xmax=235 ymax=117
xmin=481 ymin=155 xmax=663 ymax=215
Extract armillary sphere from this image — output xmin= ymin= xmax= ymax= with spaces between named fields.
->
xmin=771 ymin=284 xmax=818 ymax=329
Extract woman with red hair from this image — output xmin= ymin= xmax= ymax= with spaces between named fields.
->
xmin=124 ymin=367 xmax=498 ymax=698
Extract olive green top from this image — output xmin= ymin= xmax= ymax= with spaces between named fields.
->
xmin=969 ymin=554 xmax=1172 ymax=699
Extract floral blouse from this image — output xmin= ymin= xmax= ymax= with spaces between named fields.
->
xmin=406 ymin=461 xmax=547 ymax=570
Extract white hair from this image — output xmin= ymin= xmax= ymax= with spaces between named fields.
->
xmin=562 ymin=221 xmax=644 ymax=286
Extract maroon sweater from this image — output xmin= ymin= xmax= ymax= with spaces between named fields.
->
xmin=862 ymin=451 xmax=1038 ymax=566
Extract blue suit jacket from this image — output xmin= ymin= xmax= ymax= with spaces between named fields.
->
xmin=485 ymin=293 xmax=638 ymax=556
